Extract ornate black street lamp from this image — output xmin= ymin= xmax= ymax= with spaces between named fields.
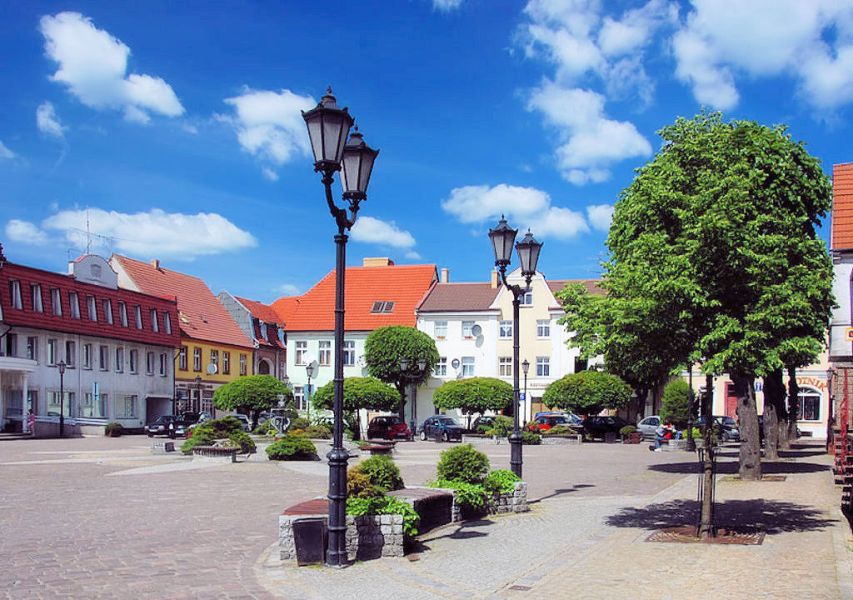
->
xmin=489 ymin=216 xmax=543 ymax=478
xmin=522 ymin=359 xmax=530 ymax=426
xmin=194 ymin=375 xmax=203 ymax=414
xmin=58 ymin=360 xmax=67 ymax=437
xmin=400 ymin=357 xmax=427 ymax=434
xmin=303 ymin=88 xmax=378 ymax=568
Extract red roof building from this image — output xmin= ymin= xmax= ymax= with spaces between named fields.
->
xmin=832 ymin=163 xmax=853 ymax=251
xmin=218 ymin=291 xmax=287 ymax=382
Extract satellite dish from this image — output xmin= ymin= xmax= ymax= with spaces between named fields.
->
xmin=471 ymin=324 xmax=482 ymax=337
xmin=206 ymin=363 xmax=218 ymax=376
xmin=358 ymin=355 xmax=367 ymax=367
xmin=451 ymin=358 xmax=461 ymax=369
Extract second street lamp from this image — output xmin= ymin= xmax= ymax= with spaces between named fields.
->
xmin=522 ymin=359 xmax=530 ymax=426
xmin=58 ymin=360 xmax=67 ymax=438
xmin=303 ymin=88 xmax=378 ymax=568
xmin=306 ymin=360 xmax=317 ymax=421
xmin=489 ymin=216 xmax=543 ymax=479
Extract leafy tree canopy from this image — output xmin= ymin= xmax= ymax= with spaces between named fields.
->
xmin=542 ymin=371 xmax=632 ymax=416
xmin=364 ymin=326 xmax=440 ymax=393
xmin=660 ymin=379 xmax=691 ymax=426
xmin=311 ymin=376 xmax=401 ymax=413
xmin=432 ymin=377 xmax=513 ymax=415
xmin=213 ymin=375 xmax=292 ymax=414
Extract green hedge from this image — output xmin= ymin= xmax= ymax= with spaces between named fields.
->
xmin=346 ymin=495 xmax=420 ymax=538
xmin=483 ymin=469 xmax=520 ymax=495
xmin=265 ymin=435 xmax=318 ymax=461
xmin=436 ymin=444 xmax=490 ymax=484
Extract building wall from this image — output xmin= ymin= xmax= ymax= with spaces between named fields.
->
xmin=830 ymin=256 xmax=853 ymax=361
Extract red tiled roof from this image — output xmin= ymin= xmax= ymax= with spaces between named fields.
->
xmin=111 ymin=255 xmax=252 ymax=348
xmin=832 ymin=163 xmax=853 ymax=251
xmin=547 ymin=279 xmax=605 ymax=297
xmin=272 ymin=264 xmax=437 ymax=332
xmin=235 ymin=296 xmax=285 ymax=326
xmin=417 ymin=283 xmax=500 ymax=312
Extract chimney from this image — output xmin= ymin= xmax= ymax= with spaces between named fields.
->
xmin=362 ymin=257 xmax=394 ymax=267
xmin=440 ymin=268 xmax=449 ymax=283
xmin=490 ymin=269 xmax=499 ymax=288
xmin=150 ymin=259 xmax=160 ymax=270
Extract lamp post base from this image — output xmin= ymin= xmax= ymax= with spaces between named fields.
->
xmin=326 ymin=446 xmax=350 ymax=568
xmin=509 ymin=432 xmax=523 ymax=478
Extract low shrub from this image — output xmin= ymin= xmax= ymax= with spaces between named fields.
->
xmin=266 ymin=435 xmax=318 ymax=461
xmin=346 ymin=495 xmax=420 ymax=538
xmin=429 ymin=479 xmax=488 ymax=513
xmin=524 ymin=422 xmax=540 ymax=433
xmin=521 ymin=431 xmax=541 ymax=445
xmin=288 ymin=417 xmax=311 ymax=432
xmin=487 ymin=416 xmax=513 ymax=437
xmin=196 ymin=416 xmax=243 ymax=438
xmin=253 ymin=419 xmax=278 ymax=435
xmin=227 ymin=430 xmax=256 ymax=454
xmin=355 ymin=455 xmax=404 ymax=491
xmin=104 ymin=422 xmax=123 ymax=436
xmin=347 ymin=468 xmax=383 ymax=499
xmin=483 ymin=469 xmax=521 ymax=495
xmin=180 ymin=429 xmax=216 ymax=455
xmin=436 ymin=444 xmax=490 ymax=484
xmin=619 ymin=425 xmax=638 ymax=436
xmin=542 ymin=425 xmax=580 ymax=436
xmin=304 ymin=424 xmax=332 ymax=439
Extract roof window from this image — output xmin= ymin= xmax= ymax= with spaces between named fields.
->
xmin=371 ymin=301 xmax=395 ymax=313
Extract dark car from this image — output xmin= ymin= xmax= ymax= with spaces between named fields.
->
xmin=145 ymin=415 xmax=187 ymax=438
xmin=367 ymin=415 xmax=412 ymax=440
xmin=471 ymin=415 xmax=497 ymax=433
xmin=582 ymin=416 xmax=628 ymax=438
xmin=419 ymin=415 xmax=464 ymax=442
xmin=695 ymin=415 xmax=741 ymax=442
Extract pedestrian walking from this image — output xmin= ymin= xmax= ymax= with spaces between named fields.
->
xmin=27 ymin=409 xmax=36 ymax=436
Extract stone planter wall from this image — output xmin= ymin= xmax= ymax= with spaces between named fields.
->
xmin=489 ymin=481 xmax=529 ymax=514
xmin=191 ymin=446 xmax=237 ymax=462
xmin=541 ymin=435 xmax=583 ymax=445
xmin=461 ymin=434 xmax=504 ymax=445
xmin=279 ymin=514 xmax=403 ymax=562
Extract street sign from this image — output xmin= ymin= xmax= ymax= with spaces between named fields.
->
xmin=520 ymin=392 xmax=526 ymax=401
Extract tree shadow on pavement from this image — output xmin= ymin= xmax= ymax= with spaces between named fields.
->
xmin=411 ymin=518 xmax=494 ymax=553
xmin=529 ymin=484 xmax=595 ymax=504
xmin=648 ymin=460 xmax=829 ymax=475
xmin=605 ymin=498 xmax=836 ymax=535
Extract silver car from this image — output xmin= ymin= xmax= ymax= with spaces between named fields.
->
xmin=637 ymin=416 xmax=661 ymax=440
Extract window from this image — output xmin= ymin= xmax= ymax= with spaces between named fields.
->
xmin=47 ymin=391 xmax=75 ymax=418
xmin=294 ymin=386 xmax=306 ymax=411
xmin=319 ymin=341 xmax=331 ymax=366
xmin=164 ymin=312 xmax=172 ymax=334
xmin=4 ymin=333 xmax=17 ymax=357
xmin=26 ymin=337 xmax=38 ymax=361
xmin=69 ymin=292 xmax=80 ymax=319
xmin=520 ymin=290 xmax=533 ymax=306
xmin=99 ymin=345 xmax=109 ymax=371
xmin=147 ymin=352 xmax=155 ymax=375
xmin=80 ymin=391 xmax=106 ymax=418
xmin=10 ymin=280 xmax=22 ymax=309
xmin=118 ymin=302 xmax=128 ymax=327
xmin=499 ymin=356 xmax=513 ymax=377
xmin=462 ymin=321 xmax=475 ymax=338
xmin=223 ymin=352 xmax=230 ymax=375
xmin=798 ymin=388 xmax=822 ymax=421
xmin=499 ymin=320 xmax=513 ymax=338
xmin=193 ymin=347 xmax=202 ymax=371
xmin=210 ymin=349 xmax=219 ymax=371
xmin=435 ymin=321 xmax=448 ymax=339
xmin=461 ymin=356 xmax=475 ymax=377
xmin=87 ymin=295 xmax=97 ymax=321
xmin=159 ymin=353 xmax=168 ymax=376
xmin=129 ymin=349 xmax=138 ymax=373
xmin=65 ymin=341 xmax=76 ymax=367
xmin=435 ymin=357 xmax=447 ymax=376
xmin=134 ymin=305 xmax=143 ymax=329
xmin=47 ymin=339 xmax=57 ymax=365
xmin=239 ymin=353 xmax=248 ymax=376
xmin=51 ymin=288 xmax=62 ymax=316
xmin=178 ymin=346 xmax=187 ymax=371
xmin=150 ymin=309 xmax=159 ymax=332
xmin=82 ymin=343 xmax=92 ymax=369
xmin=118 ymin=395 xmax=138 ymax=418
xmin=260 ymin=322 xmax=268 ymax=342
xmin=343 ymin=341 xmax=356 ymax=366
xmin=31 ymin=285 xmax=43 ymax=312
xmin=574 ymin=357 xmax=588 ymax=373
xmin=537 ymin=320 xmax=550 ymax=338
xmin=295 ymin=341 xmax=307 ymax=365
xmin=370 ymin=301 xmax=395 ymax=313
xmin=536 ymin=356 xmax=550 ymax=377
xmin=115 ymin=347 xmax=124 ymax=372
xmin=102 ymin=299 xmax=113 ymax=324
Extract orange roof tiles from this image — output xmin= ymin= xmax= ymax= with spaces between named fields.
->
xmin=235 ymin=296 xmax=284 ymax=326
xmin=272 ymin=264 xmax=437 ymax=332
xmin=111 ymin=255 xmax=252 ymax=348
xmin=833 ymin=163 xmax=853 ymax=251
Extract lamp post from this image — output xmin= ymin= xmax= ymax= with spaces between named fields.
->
xmin=522 ymin=359 xmax=530 ymax=426
xmin=58 ymin=360 xmax=67 ymax=438
xmin=303 ymin=88 xmax=378 ymax=568
xmin=489 ymin=216 xmax=543 ymax=478
xmin=400 ymin=357 xmax=427 ymax=434
xmin=306 ymin=361 xmax=317 ymax=421
xmin=686 ymin=365 xmax=696 ymax=451
xmin=194 ymin=375 xmax=203 ymax=414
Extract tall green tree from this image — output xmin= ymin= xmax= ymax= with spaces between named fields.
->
xmin=660 ymin=379 xmax=691 ymax=427
xmin=432 ymin=377 xmax=513 ymax=428
xmin=212 ymin=375 xmax=293 ymax=429
xmin=542 ymin=371 xmax=632 ymax=416
xmin=364 ymin=326 xmax=439 ymax=419
xmin=312 ymin=376 xmax=401 ymax=440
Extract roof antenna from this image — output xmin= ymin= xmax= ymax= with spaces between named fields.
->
xmin=85 ymin=209 xmax=92 ymax=255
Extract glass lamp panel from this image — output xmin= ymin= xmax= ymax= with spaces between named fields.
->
xmin=417 ymin=359 xmax=427 ymax=371
xmin=357 ymin=151 xmax=376 ymax=193
xmin=322 ymin=113 xmax=347 ymax=164
xmin=306 ymin=118 xmax=324 ymax=164
xmin=341 ymin=150 xmax=361 ymax=195
xmin=488 ymin=223 xmax=516 ymax=264
xmin=399 ymin=358 xmax=410 ymax=371
xmin=516 ymin=231 xmax=543 ymax=276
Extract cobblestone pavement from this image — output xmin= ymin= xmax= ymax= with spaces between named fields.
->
xmin=1 ymin=436 xmax=849 ymax=599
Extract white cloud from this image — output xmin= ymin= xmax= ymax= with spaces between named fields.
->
xmin=672 ymin=0 xmax=853 ymax=110
xmin=530 ymin=206 xmax=589 ymax=238
xmin=221 ymin=88 xmax=315 ymax=174
xmin=39 ymin=12 xmax=184 ymax=123
xmin=5 ymin=220 xmax=50 ymax=245
xmin=261 ymin=167 xmax=280 ymax=182
xmin=527 ymin=81 xmax=651 ymax=184
xmin=404 ymin=251 xmax=422 ymax=260
xmin=6 ymin=208 xmax=255 ymax=259
xmin=586 ymin=204 xmax=614 ymax=232
xmin=36 ymin=101 xmax=66 ymax=138
xmin=433 ymin=0 xmax=463 ymax=11
xmin=275 ymin=283 xmax=301 ymax=296
xmin=350 ymin=216 xmax=417 ymax=249
xmin=182 ymin=123 xmax=199 ymax=135
xmin=0 ymin=141 xmax=15 ymax=159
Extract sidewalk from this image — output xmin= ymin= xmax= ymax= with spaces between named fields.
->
xmin=254 ymin=442 xmax=853 ymax=600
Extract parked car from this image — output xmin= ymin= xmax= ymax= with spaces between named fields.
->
xmin=470 ymin=415 xmax=496 ymax=433
xmin=529 ymin=414 xmax=581 ymax=432
xmin=367 ymin=415 xmax=413 ymax=440
xmin=694 ymin=415 xmax=741 ymax=442
xmin=582 ymin=416 xmax=628 ymax=438
xmin=636 ymin=415 xmax=661 ymax=440
xmin=145 ymin=415 xmax=178 ymax=437
xmin=418 ymin=415 xmax=464 ymax=442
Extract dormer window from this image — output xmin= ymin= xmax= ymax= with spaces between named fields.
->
xmin=371 ymin=301 xmax=395 ymax=313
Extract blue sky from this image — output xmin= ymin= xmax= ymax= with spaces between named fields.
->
xmin=2 ymin=0 xmax=853 ymax=303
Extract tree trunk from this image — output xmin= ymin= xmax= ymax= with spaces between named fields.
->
xmin=777 ymin=372 xmax=791 ymax=450
xmin=762 ymin=369 xmax=784 ymax=461
xmin=786 ymin=367 xmax=800 ymax=443
xmin=699 ymin=423 xmax=715 ymax=539
xmin=353 ymin=412 xmax=362 ymax=441
xmin=734 ymin=373 xmax=762 ymax=480
xmin=397 ymin=383 xmax=407 ymax=421
xmin=251 ymin=409 xmax=259 ymax=431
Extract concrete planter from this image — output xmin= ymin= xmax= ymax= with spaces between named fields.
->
xmin=488 ymin=481 xmax=529 ymax=515
xmin=279 ymin=513 xmax=404 ymax=562
xmin=462 ymin=434 xmax=505 ymax=445
xmin=541 ymin=434 xmax=583 ymax=445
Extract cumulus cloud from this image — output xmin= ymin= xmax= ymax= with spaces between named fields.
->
xmin=36 ymin=101 xmax=66 ymax=138
xmin=275 ymin=283 xmax=301 ymax=296
xmin=0 ymin=141 xmax=15 ymax=159
xmin=673 ymin=0 xmax=853 ymax=110
xmin=586 ymin=204 xmax=614 ymax=232
xmin=433 ymin=0 xmax=463 ymax=11
xmin=350 ymin=216 xmax=417 ymax=250
xmin=6 ymin=220 xmax=50 ymax=245
xmin=220 ymin=87 xmax=315 ymax=179
xmin=261 ymin=167 xmax=279 ymax=182
xmin=39 ymin=12 xmax=184 ymax=123
xmin=6 ymin=208 xmax=255 ymax=259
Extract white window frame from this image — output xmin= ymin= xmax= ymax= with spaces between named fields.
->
xmin=65 ymin=341 xmax=76 ymax=368
xmin=462 ymin=321 xmax=475 ymax=339
xmin=69 ymin=292 xmax=80 ymax=319
xmin=295 ymin=341 xmax=307 ymax=365
xmin=82 ymin=343 xmax=92 ymax=369
xmin=520 ymin=290 xmax=533 ymax=306
xmin=343 ymin=341 xmax=356 ymax=366
xmin=99 ymin=345 xmax=109 ymax=371
xmin=319 ymin=340 xmax=331 ymax=366
xmin=51 ymin=288 xmax=62 ymax=316
xmin=435 ymin=357 xmax=447 ymax=376
xmin=119 ymin=302 xmax=128 ymax=327
xmin=47 ymin=338 xmax=57 ymax=366
xmin=434 ymin=321 xmax=448 ymax=339
xmin=159 ymin=353 xmax=168 ymax=376
xmin=102 ymin=299 xmax=113 ymax=324
xmin=536 ymin=356 xmax=550 ymax=377
xmin=115 ymin=347 xmax=124 ymax=373
xmin=87 ymin=295 xmax=97 ymax=321
xmin=499 ymin=356 xmax=513 ymax=377
xmin=10 ymin=280 xmax=22 ymax=310
xmin=150 ymin=309 xmax=159 ymax=332
xmin=129 ymin=349 xmax=138 ymax=374
xmin=499 ymin=320 xmax=513 ymax=338
xmin=147 ymin=351 xmax=155 ymax=375
xmin=193 ymin=347 xmax=202 ymax=371
xmin=461 ymin=356 xmax=475 ymax=377
xmin=163 ymin=312 xmax=172 ymax=334
xmin=135 ymin=305 xmax=143 ymax=329
xmin=31 ymin=284 xmax=43 ymax=312
xmin=536 ymin=320 xmax=550 ymax=338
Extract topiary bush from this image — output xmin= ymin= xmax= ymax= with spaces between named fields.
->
xmin=436 ymin=444 xmax=490 ymax=484
xmin=304 ymin=424 xmax=332 ymax=439
xmin=619 ymin=425 xmax=638 ymax=436
xmin=660 ymin=379 xmax=690 ymax=427
xmin=288 ymin=417 xmax=311 ymax=432
xmin=104 ymin=422 xmax=123 ymax=436
xmin=227 ymin=430 xmax=256 ymax=454
xmin=487 ymin=415 xmax=513 ymax=437
xmin=355 ymin=455 xmax=404 ymax=491
xmin=180 ymin=428 xmax=216 ymax=454
xmin=483 ymin=469 xmax=521 ymax=495
xmin=266 ymin=435 xmax=318 ymax=461
xmin=253 ymin=419 xmax=278 ymax=435
xmin=542 ymin=424 xmax=580 ymax=436
xmin=347 ymin=468 xmax=383 ymax=499
xmin=521 ymin=430 xmax=541 ymax=445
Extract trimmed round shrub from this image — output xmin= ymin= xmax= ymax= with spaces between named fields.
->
xmin=660 ymin=379 xmax=690 ymax=427
xmin=521 ymin=431 xmax=541 ymax=445
xmin=104 ymin=422 xmax=123 ymax=436
xmin=483 ymin=469 xmax=520 ymax=495
xmin=436 ymin=444 xmax=490 ymax=484
xmin=288 ymin=417 xmax=311 ymax=432
xmin=266 ymin=435 xmax=318 ymax=461
xmin=180 ymin=429 xmax=216 ymax=455
xmin=347 ymin=468 xmax=383 ymax=499
xmin=619 ymin=425 xmax=638 ymax=436
xmin=355 ymin=455 xmax=404 ymax=491
xmin=227 ymin=430 xmax=256 ymax=454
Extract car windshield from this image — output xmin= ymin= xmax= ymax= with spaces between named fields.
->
xmin=549 ymin=417 xmax=570 ymax=425
xmin=437 ymin=418 xmax=458 ymax=426
xmin=719 ymin=416 xmax=737 ymax=426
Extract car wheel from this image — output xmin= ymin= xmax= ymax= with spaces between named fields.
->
xmin=420 ymin=430 xmax=427 ymax=441
xmin=443 ymin=431 xmax=450 ymax=442
xmin=147 ymin=433 xmax=153 ymax=438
